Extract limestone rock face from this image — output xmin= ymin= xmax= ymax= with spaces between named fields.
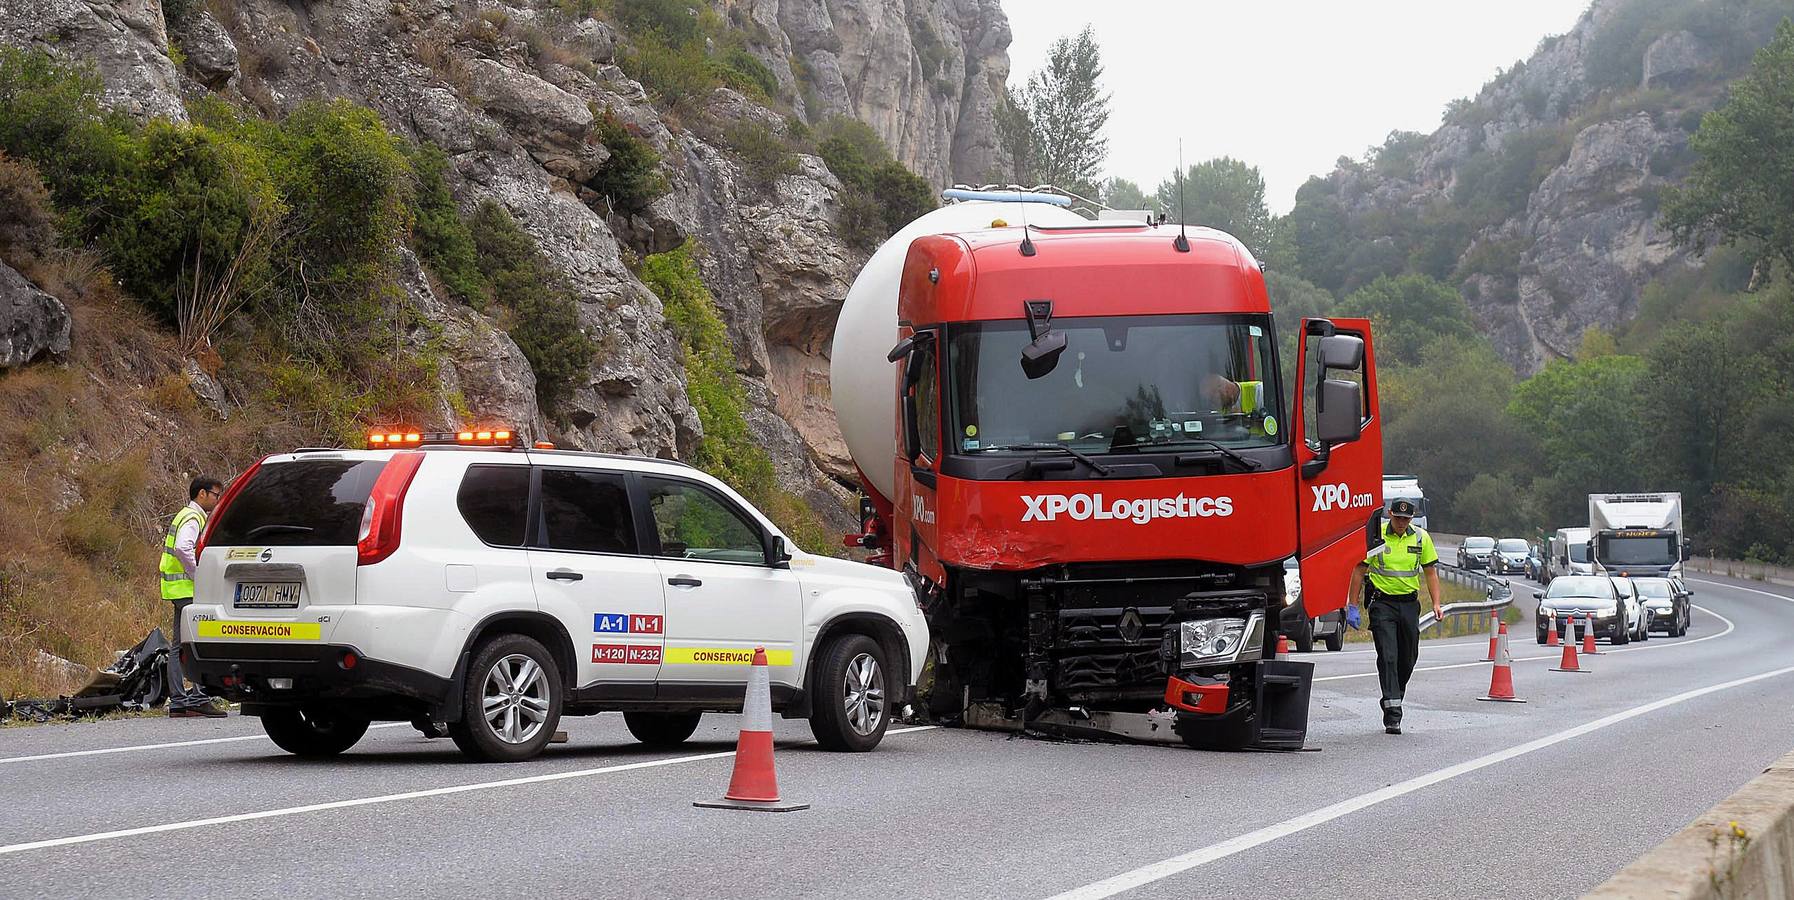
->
xmin=0 ymin=261 xmax=70 ymax=369
xmin=1295 ymin=0 xmax=1763 ymax=373
xmin=0 ymin=0 xmax=185 ymax=120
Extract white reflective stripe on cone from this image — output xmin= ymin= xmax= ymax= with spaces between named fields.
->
xmin=741 ymin=658 xmax=773 ymax=733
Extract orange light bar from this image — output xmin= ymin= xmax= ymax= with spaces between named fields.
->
xmin=369 ymin=434 xmax=386 ymax=444
xmin=457 ymin=431 xmax=475 ymax=442
xmin=534 ymin=441 xmax=556 ymax=450
xmin=494 ymin=430 xmax=511 ymax=441
xmin=476 ymin=430 xmax=493 ymax=441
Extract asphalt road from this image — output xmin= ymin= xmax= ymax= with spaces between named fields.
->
xmin=3 ymin=569 xmax=1792 ymax=899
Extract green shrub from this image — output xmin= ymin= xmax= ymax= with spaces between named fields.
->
xmin=713 ymin=48 xmax=777 ymax=100
xmin=618 ymin=33 xmax=717 ymax=111
xmin=403 ymin=142 xmax=486 ymax=305
xmin=723 ymin=120 xmax=797 ymax=193
xmin=589 ymin=108 xmax=666 ymax=214
xmin=818 ymin=123 xmax=935 ymax=248
xmin=615 ymin=0 xmax=704 ymax=46
xmin=640 ymin=242 xmax=774 ymax=498
xmin=469 ymin=201 xmax=595 ymax=412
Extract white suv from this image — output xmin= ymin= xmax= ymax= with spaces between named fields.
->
xmin=183 ymin=434 xmax=929 ymax=762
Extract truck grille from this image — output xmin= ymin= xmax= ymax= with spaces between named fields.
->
xmin=1056 ymin=606 xmax=1176 ymax=694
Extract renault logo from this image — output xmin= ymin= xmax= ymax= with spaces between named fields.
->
xmin=1118 ymin=608 xmax=1144 ymax=643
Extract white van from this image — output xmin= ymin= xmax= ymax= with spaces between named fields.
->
xmin=1383 ymin=475 xmax=1428 ymax=530
xmin=1545 ymin=527 xmax=1593 ymax=584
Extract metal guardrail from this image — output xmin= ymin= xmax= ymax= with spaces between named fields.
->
xmin=1418 ymin=562 xmax=1514 ymax=632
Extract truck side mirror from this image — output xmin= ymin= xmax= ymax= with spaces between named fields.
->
xmin=900 ymin=344 xmax=928 ymax=462
xmin=1319 ymin=334 xmax=1364 ymax=370
xmin=1316 ymin=379 xmax=1362 ymax=444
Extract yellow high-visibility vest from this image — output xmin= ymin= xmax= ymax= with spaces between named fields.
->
xmin=1365 ymin=522 xmax=1436 ymax=595
xmin=159 ymin=506 xmax=206 ymax=600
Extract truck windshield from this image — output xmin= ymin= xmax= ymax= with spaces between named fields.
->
xmin=1599 ymin=535 xmax=1676 ymax=566
xmin=1568 ymin=544 xmax=1589 ymax=563
xmin=946 ymin=315 xmax=1282 ymax=454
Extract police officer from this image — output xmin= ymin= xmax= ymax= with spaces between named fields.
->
xmin=1346 ymin=498 xmax=1441 ymax=734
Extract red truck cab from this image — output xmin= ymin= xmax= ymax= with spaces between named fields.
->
xmin=876 ymin=220 xmax=1383 ymax=749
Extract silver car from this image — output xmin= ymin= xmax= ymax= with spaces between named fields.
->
xmin=1490 ymin=538 xmax=1529 ymax=575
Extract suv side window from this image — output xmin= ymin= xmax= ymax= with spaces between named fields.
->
xmin=537 ymin=469 xmax=638 ymax=555
xmin=458 ymin=465 xmax=530 ymax=546
xmin=642 ymin=477 xmax=765 ymax=564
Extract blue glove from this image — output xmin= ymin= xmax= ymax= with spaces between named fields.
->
xmin=1346 ymin=604 xmax=1361 ymax=629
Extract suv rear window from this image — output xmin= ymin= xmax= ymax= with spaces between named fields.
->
xmin=458 ymin=465 xmax=530 ymax=546
xmin=208 ymin=459 xmax=386 ymax=546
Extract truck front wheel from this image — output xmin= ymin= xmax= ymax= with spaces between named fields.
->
xmin=808 ymin=634 xmax=890 ymax=752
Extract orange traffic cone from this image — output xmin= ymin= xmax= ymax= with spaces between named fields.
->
xmin=694 ymin=647 xmax=809 ymax=812
xmin=1546 ymin=613 xmax=1560 ymax=647
xmin=1582 ymin=612 xmax=1601 ymax=656
xmin=1477 ymin=623 xmax=1526 ymax=703
xmin=1277 ymin=634 xmax=1291 ymax=660
xmin=1552 ymin=618 xmax=1588 ymax=673
xmin=1483 ymin=610 xmax=1500 ymax=661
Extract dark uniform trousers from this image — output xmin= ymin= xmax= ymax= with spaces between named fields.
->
xmin=1367 ymin=588 xmax=1421 ymax=713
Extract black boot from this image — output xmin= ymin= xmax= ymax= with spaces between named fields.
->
xmin=1382 ymin=702 xmax=1402 ymax=734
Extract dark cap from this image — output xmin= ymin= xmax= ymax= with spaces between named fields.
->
xmin=1389 ymin=498 xmax=1417 ymax=518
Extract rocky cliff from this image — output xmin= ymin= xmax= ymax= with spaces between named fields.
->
xmin=0 ymin=0 xmax=1016 ymax=535
xmin=1292 ymin=0 xmax=1792 ymax=372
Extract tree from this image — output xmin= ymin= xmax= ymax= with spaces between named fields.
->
xmin=1101 ymin=177 xmax=1152 ymax=211
xmin=1154 ymin=157 xmax=1273 ymax=254
xmin=1663 ymin=19 xmax=1794 ymax=274
xmin=1507 ymin=354 xmax=1648 ymax=525
xmin=1010 ymin=26 xmax=1109 ymax=196
xmin=1333 ymin=274 xmax=1477 ymax=368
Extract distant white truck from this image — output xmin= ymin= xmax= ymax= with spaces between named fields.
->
xmin=1383 ymin=474 xmax=1427 ymax=530
xmin=1589 ymin=492 xmax=1685 ymax=579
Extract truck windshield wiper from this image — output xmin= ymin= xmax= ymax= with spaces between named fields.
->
xmin=981 ymin=443 xmax=1113 ymax=476
xmin=246 ymin=524 xmax=316 ymax=538
xmin=1171 ymin=440 xmax=1262 ymax=471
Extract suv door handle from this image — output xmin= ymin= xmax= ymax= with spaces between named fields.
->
xmin=667 ymin=576 xmax=702 ymax=588
xmin=546 ymin=570 xmax=583 ymax=582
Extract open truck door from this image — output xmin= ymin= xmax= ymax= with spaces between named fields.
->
xmin=1292 ymin=317 xmax=1383 ymax=622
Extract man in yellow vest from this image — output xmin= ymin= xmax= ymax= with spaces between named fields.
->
xmin=162 ymin=476 xmax=226 ymax=718
xmin=1346 ymin=498 xmax=1442 ymax=734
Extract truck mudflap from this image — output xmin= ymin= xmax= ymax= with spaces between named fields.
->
xmin=1010 ymin=659 xmax=1316 ymax=750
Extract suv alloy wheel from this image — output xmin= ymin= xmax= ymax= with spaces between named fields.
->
xmin=449 ymin=633 xmax=563 ymax=762
xmin=809 ymin=634 xmax=890 ymax=752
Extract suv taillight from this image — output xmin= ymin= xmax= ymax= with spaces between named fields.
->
xmin=357 ymin=451 xmax=426 ymax=566
xmin=195 ymin=456 xmax=268 ymax=562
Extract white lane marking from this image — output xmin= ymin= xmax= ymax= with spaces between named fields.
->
xmin=0 ymin=723 xmax=409 ymax=766
xmin=0 ymin=726 xmax=938 ymax=856
xmin=1688 ymin=578 xmax=1794 ymax=604
xmin=1317 ymin=637 xmax=1490 ymax=658
xmin=1315 ymin=603 xmax=1735 ymax=682
xmin=1046 ymin=664 xmax=1794 ymax=900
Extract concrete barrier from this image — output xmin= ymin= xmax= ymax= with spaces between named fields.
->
xmin=1686 ymin=555 xmax=1794 ymax=590
xmin=1586 ymin=749 xmax=1794 ymax=899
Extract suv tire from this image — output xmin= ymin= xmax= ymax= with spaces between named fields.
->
xmin=449 ymin=634 xmax=563 ymax=762
xmin=1324 ymin=622 xmax=1344 ymax=652
xmin=624 ymin=711 xmax=702 ymax=747
xmin=261 ymin=707 xmax=371 ymax=758
xmin=809 ymin=634 xmax=890 ymax=752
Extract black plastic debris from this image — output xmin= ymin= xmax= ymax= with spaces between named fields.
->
xmin=2 ymin=629 xmax=171 ymax=722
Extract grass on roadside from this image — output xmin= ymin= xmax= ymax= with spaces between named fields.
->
xmin=1341 ymin=581 xmax=1523 ymax=644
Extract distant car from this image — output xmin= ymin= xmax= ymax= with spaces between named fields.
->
xmin=1534 ymin=575 xmax=1650 ymax=645
xmin=1458 ymin=536 xmax=1496 ymax=570
xmin=1279 ymin=558 xmax=1345 ymax=653
xmin=1489 ymin=538 xmax=1529 ymax=575
xmin=1524 ymin=543 xmax=1546 ymax=582
xmin=1635 ymin=576 xmax=1692 ymax=637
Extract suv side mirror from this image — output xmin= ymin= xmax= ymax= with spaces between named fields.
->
xmin=1533 ymin=590 xmax=1544 ymax=600
xmin=767 ymin=535 xmax=793 ymax=569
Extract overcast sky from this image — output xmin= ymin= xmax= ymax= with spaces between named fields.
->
xmin=1004 ymin=1 xmax=1594 ymax=212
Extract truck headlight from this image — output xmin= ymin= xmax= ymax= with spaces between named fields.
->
xmin=1179 ymin=612 xmax=1264 ymax=667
